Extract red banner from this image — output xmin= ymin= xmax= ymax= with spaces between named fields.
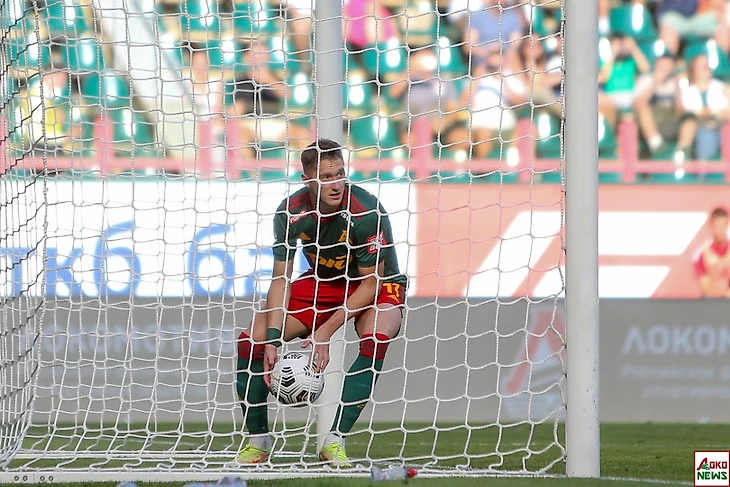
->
xmin=412 ymin=185 xmax=729 ymax=299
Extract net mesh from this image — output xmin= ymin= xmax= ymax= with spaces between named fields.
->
xmin=0 ymin=0 xmax=46 ymax=470
xmin=0 ymin=0 xmax=567 ymax=480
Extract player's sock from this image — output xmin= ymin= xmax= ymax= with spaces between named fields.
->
xmin=330 ymin=333 xmax=390 ymax=436
xmin=236 ymin=332 xmax=270 ymax=438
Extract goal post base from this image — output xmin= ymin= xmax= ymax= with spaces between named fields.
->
xmin=0 ymin=470 xmax=565 ymax=484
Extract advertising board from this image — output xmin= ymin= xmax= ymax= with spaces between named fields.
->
xmin=1 ymin=181 xmax=727 ymax=298
xmin=30 ymin=298 xmax=730 ymax=424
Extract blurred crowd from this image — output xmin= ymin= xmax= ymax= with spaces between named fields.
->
xmin=9 ymin=0 xmax=730 ymax=171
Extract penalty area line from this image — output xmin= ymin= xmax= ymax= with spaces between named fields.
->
xmin=602 ymin=476 xmax=691 ymax=486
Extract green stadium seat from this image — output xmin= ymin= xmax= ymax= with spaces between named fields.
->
xmin=288 ymin=72 xmax=314 ymax=127
xmin=598 ymin=173 xmax=623 ymax=184
xmin=344 ymin=69 xmax=377 ymax=117
xmin=83 ymin=72 xmax=131 ymax=109
xmin=232 ymin=0 xmax=283 ymax=38
xmin=397 ymin=2 xmax=439 ymax=47
xmin=158 ymin=31 xmax=185 ymax=67
xmin=109 ymin=107 xmax=156 ymax=153
xmin=361 ymin=41 xmax=408 ymax=79
xmin=180 ymin=0 xmax=221 ymax=42
xmin=6 ymin=34 xmax=52 ymax=73
xmin=2 ymin=0 xmax=32 ymax=34
xmin=535 ymin=112 xmax=561 ymax=159
xmin=609 ymin=4 xmax=657 ymax=43
xmin=684 ymin=40 xmax=730 ymax=80
xmin=62 ymin=37 xmax=105 ymax=74
xmin=598 ymin=115 xmax=618 ymax=158
xmin=266 ymin=35 xmax=305 ymax=78
xmin=40 ymin=0 xmax=92 ymax=39
xmin=346 ymin=115 xmax=401 ymax=157
xmin=638 ymin=39 xmax=664 ymax=69
xmin=204 ymin=39 xmax=240 ymax=71
xmin=530 ymin=4 xmax=561 ymax=37
xmin=437 ymin=37 xmax=468 ymax=79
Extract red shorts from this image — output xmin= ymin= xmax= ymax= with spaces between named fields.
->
xmin=287 ymin=271 xmax=405 ymax=332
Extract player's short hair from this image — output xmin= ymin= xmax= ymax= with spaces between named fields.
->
xmin=711 ymin=207 xmax=729 ymax=220
xmin=300 ymin=138 xmax=343 ymax=173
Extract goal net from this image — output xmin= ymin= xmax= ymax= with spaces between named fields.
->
xmin=0 ymin=0 xmax=570 ymax=482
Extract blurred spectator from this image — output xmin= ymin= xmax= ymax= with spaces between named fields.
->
xmin=598 ymin=35 xmax=651 ymax=130
xmin=464 ymin=0 xmax=527 ymax=70
xmin=599 ymin=0 xmax=611 ymax=36
xmin=402 ymin=48 xmax=461 ymax=149
xmin=187 ymin=43 xmax=226 ymax=166
xmin=656 ymin=0 xmax=729 ymax=55
xmin=695 ymin=206 xmax=730 ymax=297
xmin=26 ymin=67 xmax=71 ymax=153
xmin=446 ymin=0 xmax=486 ymax=29
xmin=279 ymin=0 xmax=315 ymax=63
xmin=344 ymin=0 xmax=400 ymax=51
xmin=228 ymin=38 xmax=310 ymax=156
xmin=675 ymin=54 xmax=730 ymax=162
xmin=515 ymin=33 xmax=562 ymax=119
xmin=230 ymin=39 xmax=286 ymax=116
xmin=465 ymin=49 xmax=527 ymax=158
xmin=189 ymin=44 xmax=225 ymax=124
xmin=633 ymin=53 xmax=681 ymax=155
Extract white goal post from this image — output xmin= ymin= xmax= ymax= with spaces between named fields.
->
xmin=0 ymin=0 xmax=599 ymax=482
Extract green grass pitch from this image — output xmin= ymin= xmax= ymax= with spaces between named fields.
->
xmin=16 ymin=423 xmax=723 ymax=487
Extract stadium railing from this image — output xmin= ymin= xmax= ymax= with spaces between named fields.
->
xmin=2 ymin=116 xmax=730 ymax=183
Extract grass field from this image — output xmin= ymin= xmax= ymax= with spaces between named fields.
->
xmin=10 ymin=423 xmax=724 ymax=487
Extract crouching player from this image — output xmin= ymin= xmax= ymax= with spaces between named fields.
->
xmin=234 ymin=138 xmax=408 ymax=467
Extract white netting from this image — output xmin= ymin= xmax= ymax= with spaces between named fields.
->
xmin=0 ymin=0 xmax=567 ymax=482
xmin=0 ymin=0 xmax=47 ymax=469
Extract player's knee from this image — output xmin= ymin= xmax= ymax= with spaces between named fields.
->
xmin=238 ymin=332 xmax=265 ymax=361
xmin=360 ymin=333 xmax=390 ymax=361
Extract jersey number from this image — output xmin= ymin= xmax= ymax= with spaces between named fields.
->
xmin=383 ymin=282 xmax=401 ymax=300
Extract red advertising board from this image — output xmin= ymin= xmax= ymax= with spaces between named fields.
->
xmin=412 ymin=185 xmax=729 ymax=299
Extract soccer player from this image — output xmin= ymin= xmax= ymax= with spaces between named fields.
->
xmin=695 ymin=206 xmax=730 ymax=297
xmin=234 ymin=138 xmax=408 ymax=467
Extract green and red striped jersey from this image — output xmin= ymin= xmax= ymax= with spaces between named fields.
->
xmin=272 ymin=183 xmax=408 ymax=288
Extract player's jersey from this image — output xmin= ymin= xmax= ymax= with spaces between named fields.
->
xmin=272 ymin=184 xmax=408 ymax=288
xmin=695 ymin=240 xmax=730 ymax=277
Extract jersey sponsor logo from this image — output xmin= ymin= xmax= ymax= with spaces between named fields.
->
xmin=306 ymin=252 xmax=353 ymax=270
xmin=367 ymin=231 xmax=386 ymax=254
xmin=338 ymin=230 xmax=352 ymax=243
xmin=290 ymin=210 xmax=306 ymax=224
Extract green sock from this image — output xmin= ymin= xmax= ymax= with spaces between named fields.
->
xmin=236 ymin=355 xmax=269 ymax=436
xmin=331 ymin=353 xmax=384 ymax=435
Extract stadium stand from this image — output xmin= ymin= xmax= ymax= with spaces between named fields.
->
xmin=4 ymin=0 xmax=730 ymax=183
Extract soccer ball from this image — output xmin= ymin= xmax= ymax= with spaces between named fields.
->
xmin=269 ymin=352 xmax=325 ymax=406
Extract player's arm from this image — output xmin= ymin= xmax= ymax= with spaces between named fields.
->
xmin=265 ymin=259 xmax=294 ymax=336
xmin=262 ymin=207 xmax=298 ymax=383
xmin=262 ymin=260 xmax=292 ymax=387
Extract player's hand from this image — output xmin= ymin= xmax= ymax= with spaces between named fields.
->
xmin=312 ymin=329 xmax=331 ymax=373
xmin=263 ymin=344 xmax=278 ymax=388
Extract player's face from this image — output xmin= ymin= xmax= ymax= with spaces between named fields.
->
xmin=302 ymin=157 xmax=346 ymax=210
xmin=710 ymin=216 xmax=729 ymax=243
